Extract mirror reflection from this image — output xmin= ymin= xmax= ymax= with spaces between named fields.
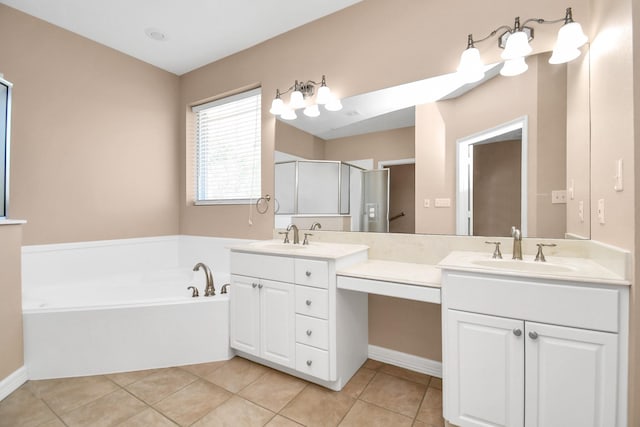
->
xmin=274 ymin=50 xmax=590 ymax=239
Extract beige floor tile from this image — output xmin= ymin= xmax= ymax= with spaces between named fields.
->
xmin=125 ymin=367 xmax=197 ymax=404
xmin=280 ymin=384 xmax=355 ymax=427
xmin=106 ymin=369 xmax=160 ymax=387
xmin=155 ymin=379 xmax=232 ymax=426
xmin=360 ymin=372 xmax=426 ymax=418
xmin=0 ymin=387 xmax=58 ymax=427
xmin=38 ymin=419 xmax=67 ymax=427
xmin=415 ymin=387 xmax=444 ymax=426
xmin=379 ymin=364 xmax=431 ymax=385
xmin=239 ymin=370 xmax=307 ymax=412
xmin=429 ymin=377 xmax=442 ymax=390
xmin=265 ymin=415 xmax=304 ymax=427
xmin=339 ymin=400 xmax=413 ymax=427
xmin=339 ymin=367 xmax=375 ymax=399
xmin=362 ymin=359 xmax=385 ymax=371
xmin=192 ymin=395 xmax=275 ymax=427
xmin=36 ymin=375 xmax=120 ymax=415
xmin=204 ymin=357 xmax=269 ymax=393
xmin=118 ymin=407 xmax=177 ymax=427
xmin=180 ymin=360 xmax=228 ymax=378
xmin=59 ymin=388 xmax=147 ymax=427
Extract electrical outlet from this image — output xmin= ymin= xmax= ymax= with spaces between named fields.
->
xmin=614 ymin=159 xmax=624 ymax=191
xmin=551 ymin=190 xmax=567 ymax=204
xmin=598 ymin=199 xmax=605 ymax=224
xmin=578 ymin=200 xmax=584 ymax=222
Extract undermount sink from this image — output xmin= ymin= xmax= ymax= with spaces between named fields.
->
xmin=471 ymin=258 xmax=576 ymax=274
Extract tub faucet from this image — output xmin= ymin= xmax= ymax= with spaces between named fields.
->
xmin=287 ymin=224 xmax=300 ymax=244
xmin=511 ymin=226 xmax=522 ymax=260
xmin=310 ymin=222 xmax=322 ymax=231
xmin=193 ymin=262 xmax=215 ymax=296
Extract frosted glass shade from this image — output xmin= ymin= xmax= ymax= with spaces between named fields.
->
xmin=501 ymin=31 xmax=532 ymax=60
xmin=549 ymin=46 xmax=581 ymax=64
xmin=289 ymin=90 xmax=305 ymax=109
xmin=325 ymin=98 xmax=343 ymax=112
xmin=457 ymin=47 xmax=485 ymax=84
xmin=281 ymin=108 xmax=297 ymax=120
xmin=556 ymin=22 xmax=588 ymax=49
xmin=316 ymin=85 xmax=332 ymax=105
xmin=303 ymin=104 xmax=320 ymax=117
xmin=269 ymin=97 xmax=284 ymax=115
xmin=500 ymin=57 xmax=528 ymax=77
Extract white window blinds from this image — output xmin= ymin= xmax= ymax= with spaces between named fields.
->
xmin=193 ymin=87 xmax=261 ymax=204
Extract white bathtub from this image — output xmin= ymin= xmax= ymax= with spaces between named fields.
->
xmin=22 ymin=236 xmax=250 ymax=380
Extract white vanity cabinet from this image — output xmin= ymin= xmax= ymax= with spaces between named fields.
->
xmin=229 ymin=243 xmax=368 ymax=391
xmin=441 ymin=269 xmax=629 ymax=427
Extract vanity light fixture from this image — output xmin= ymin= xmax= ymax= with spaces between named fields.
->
xmin=269 ymin=75 xmax=342 ymax=120
xmin=457 ymin=7 xmax=588 ymax=83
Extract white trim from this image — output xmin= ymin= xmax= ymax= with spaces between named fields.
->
xmin=368 ymin=344 xmax=442 ymax=378
xmin=0 ymin=219 xmax=26 ymax=226
xmin=0 ymin=366 xmax=28 ymax=401
xmin=22 ymin=235 xmax=181 ymax=253
xmin=377 ymin=158 xmax=416 ymax=169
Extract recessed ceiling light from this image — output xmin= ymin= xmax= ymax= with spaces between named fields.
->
xmin=145 ymin=28 xmax=166 ymax=41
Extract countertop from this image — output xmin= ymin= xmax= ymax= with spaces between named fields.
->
xmin=228 ymin=239 xmax=369 ymax=260
xmin=337 ymin=259 xmax=441 ymax=288
xmin=438 ymin=251 xmax=630 ymax=286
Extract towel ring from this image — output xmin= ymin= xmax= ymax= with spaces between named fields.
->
xmin=256 ymin=194 xmax=271 ymax=214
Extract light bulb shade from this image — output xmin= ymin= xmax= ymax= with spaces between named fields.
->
xmin=280 ymin=107 xmax=297 ymax=120
xmin=324 ymin=98 xmax=343 ymax=112
xmin=549 ymin=46 xmax=581 ymax=64
xmin=269 ymin=97 xmax=284 ymax=115
xmin=316 ymin=85 xmax=332 ymax=105
xmin=500 ymin=57 xmax=528 ymax=77
xmin=289 ymin=90 xmax=305 ymax=109
xmin=556 ymin=22 xmax=588 ymax=50
xmin=457 ymin=47 xmax=485 ymax=84
xmin=501 ymin=31 xmax=532 ymax=60
xmin=303 ymin=104 xmax=320 ymax=118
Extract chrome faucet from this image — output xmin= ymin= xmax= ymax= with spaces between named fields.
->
xmin=511 ymin=226 xmax=522 ymax=260
xmin=310 ymin=222 xmax=322 ymax=231
xmin=287 ymin=224 xmax=300 ymax=244
xmin=193 ymin=262 xmax=215 ymax=296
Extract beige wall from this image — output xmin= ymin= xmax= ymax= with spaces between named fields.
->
xmin=275 ymin=121 xmax=325 ymax=160
xmin=0 ymin=225 xmax=23 ymax=380
xmin=0 ymin=4 xmax=180 ymax=245
xmin=324 ymin=126 xmax=415 ymax=166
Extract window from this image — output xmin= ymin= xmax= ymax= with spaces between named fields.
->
xmin=0 ymin=76 xmax=12 ymax=219
xmin=193 ymin=87 xmax=261 ymax=204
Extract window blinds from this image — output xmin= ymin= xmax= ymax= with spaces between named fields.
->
xmin=193 ymin=87 xmax=261 ymax=204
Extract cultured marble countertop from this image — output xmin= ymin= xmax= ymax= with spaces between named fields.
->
xmin=228 ymin=239 xmax=369 ymax=260
xmin=337 ymin=259 xmax=441 ymax=288
xmin=438 ymin=251 xmax=630 ymax=286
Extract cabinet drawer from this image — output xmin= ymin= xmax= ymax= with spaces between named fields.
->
xmin=231 ymin=252 xmax=294 ymax=283
xmin=295 ymin=314 xmax=329 ymax=350
xmin=295 ymin=286 xmax=329 ymax=319
xmin=295 ymin=259 xmax=329 ymax=289
xmin=296 ymin=343 xmax=329 ymax=380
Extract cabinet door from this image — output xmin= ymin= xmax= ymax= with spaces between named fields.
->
xmin=260 ymin=279 xmax=296 ymax=368
xmin=447 ymin=309 xmax=525 ymax=427
xmin=230 ymin=275 xmax=260 ymax=356
xmin=524 ymin=322 xmax=618 ymax=427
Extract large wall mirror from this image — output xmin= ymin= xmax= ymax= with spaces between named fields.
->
xmin=274 ymin=49 xmax=590 ymax=239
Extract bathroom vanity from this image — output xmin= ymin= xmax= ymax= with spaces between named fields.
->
xmin=439 ymin=251 xmax=630 ymax=427
xmin=228 ymin=240 xmax=369 ymax=390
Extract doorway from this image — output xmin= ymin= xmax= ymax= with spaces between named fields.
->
xmin=379 ymin=158 xmax=416 ymax=234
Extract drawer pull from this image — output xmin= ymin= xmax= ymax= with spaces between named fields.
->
xmin=306 ymin=329 xmax=312 ymax=336
xmin=306 ymin=360 xmax=313 ymax=366
xmin=513 ymin=328 xmax=522 ymax=337
xmin=529 ymin=331 xmax=539 ymax=340
xmin=306 ymin=270 xmax=312 ymax=277
xmin=252 ymin=283 xmax=258 ymax=289
xmin=306 ymin=299 xmax=312 ymax=306
xmin=258 ymin=283 xmax=263 ymax=289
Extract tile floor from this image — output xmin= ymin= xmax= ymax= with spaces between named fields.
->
xmin=0 ymin=357 xmax=443 ymax=427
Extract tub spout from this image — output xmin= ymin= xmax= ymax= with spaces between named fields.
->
xmin=193 ymin=262 xmax=215 ymax=296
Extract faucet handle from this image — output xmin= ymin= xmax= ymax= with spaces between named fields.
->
xmin=303 ymin=233 xmax=313 ymax=246
xmin=534 ymin=243 xmax=557 ymax=262
xmin=485 ymin=241 xmax=503 ymax=259
xmin=187 ymin=286 xmax=199 ymax=297
xmin=278 ymin=230 xmax=290 ymax=244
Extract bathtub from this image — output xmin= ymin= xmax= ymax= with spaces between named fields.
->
xmin=22 ymin=236 xmax=249 ymax=380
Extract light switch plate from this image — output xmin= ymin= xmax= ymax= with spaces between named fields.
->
xmin=552 ymin=190 xmax=567 ymax=204
xmin=435 ymin=198 xmax=451 ymax=208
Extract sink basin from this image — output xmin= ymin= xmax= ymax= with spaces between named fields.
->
xmin=258 ymin=243 xmax=308 ymax=251
xmin=471 ymin=259 xmax=576 ymax=274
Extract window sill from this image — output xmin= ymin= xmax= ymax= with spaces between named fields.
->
xmin=194 ymin=199 xmax=254 ymax=206
xmin=0 ymin=219 xmax=27 ymax=226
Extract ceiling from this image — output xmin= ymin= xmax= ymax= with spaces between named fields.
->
xmin=0 ymin=0 xmax=361 ymax=75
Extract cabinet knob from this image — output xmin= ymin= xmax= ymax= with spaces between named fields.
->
xmin=513 ymin=328 xmax=522 ymax=336
xmin=258 ymin=283 xmax=263 ymax=289
xmin=252 ymin=283 xmax=257 ymax=289
xmin=305 ymin=270 xmax=312 ymax=277
xmin=306 ymin=299 xmax=312 ymax=306
xmin=306 ymin=329 xmax=312 ymax=336
xmin=529 ymin=331 xmax=539 ymax=340
xmin=306 ymin=360 xmax=313 ymax=366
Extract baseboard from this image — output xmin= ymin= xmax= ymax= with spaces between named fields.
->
xmin=0 ymin=366 xmax=28 ymax=401
xmin=368 ymin=345 xmax=442 ymax=378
